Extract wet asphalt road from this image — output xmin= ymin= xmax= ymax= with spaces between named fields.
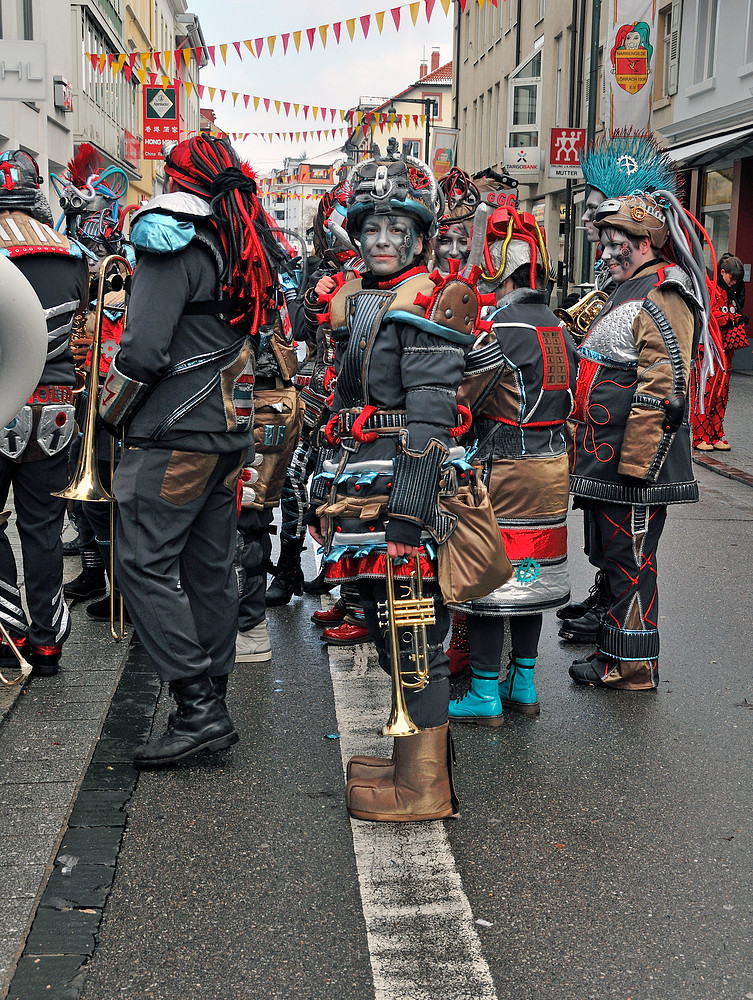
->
xmin=64 ymin=461 xmax=753 ymax=1000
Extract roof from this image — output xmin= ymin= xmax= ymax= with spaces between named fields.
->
xmin=420 ymin=60 xmax=453 ymax=86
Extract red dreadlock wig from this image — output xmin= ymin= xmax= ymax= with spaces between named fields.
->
xmin=164 ymin=134 xmax=289 ymax=330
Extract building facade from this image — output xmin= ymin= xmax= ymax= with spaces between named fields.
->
xmin=0 ymin=0 xmax=78 ymax=216
xmin=453 ymin=0 xmax=678 ymax=299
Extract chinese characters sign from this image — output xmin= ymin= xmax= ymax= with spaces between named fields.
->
xmin=143 ymin=85 xmax=180 ymax=160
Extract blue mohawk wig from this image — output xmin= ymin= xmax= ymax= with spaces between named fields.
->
xmin=580 ymin=130 xmax=682 ymax=199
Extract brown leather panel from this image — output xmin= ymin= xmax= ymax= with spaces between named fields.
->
xmin=159 ymin=451 xmax=218 ymax=506
xmin=487 ymin=454 xmax=570 ymax=519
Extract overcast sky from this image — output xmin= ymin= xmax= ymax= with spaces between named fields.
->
xmin=184 ymin=0 xmax=453 ymax=172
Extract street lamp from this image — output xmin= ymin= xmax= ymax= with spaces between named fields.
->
xmin=387 ymin=97 xmax=438 ymax=161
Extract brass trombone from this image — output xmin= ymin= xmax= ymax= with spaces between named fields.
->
xmin=54 ymin=254 xmax=132 ymax=641
xmin=377 ymin=554 xmax=434 ymax=737
xmin=0 ymin=510 xmax=32 ymax=686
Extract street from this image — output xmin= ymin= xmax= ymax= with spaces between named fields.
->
xmin=2 ymin=379 xmax=753 ymax=1000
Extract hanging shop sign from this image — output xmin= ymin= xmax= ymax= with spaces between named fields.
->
xmin=548 ymin=127 xmax=586 ymax=179
xmin=143 ymin=85 xmax=180 ymax=160
xmin=503 ymin=146 xmax=543 ymax=180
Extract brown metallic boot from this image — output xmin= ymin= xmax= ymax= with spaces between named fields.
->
xmin=345 ymin=723 xmax=459 ymax=823
xmin=347 ymin=754 xmax=394 ymax=782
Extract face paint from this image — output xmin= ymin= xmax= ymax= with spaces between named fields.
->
xmin=432 ymin=222 xmax=471 ymax=274
xmin=599 ymin=227 xmax=642 ymax=283
xmin=359 ymin=213 xmax=422 ymax=276
xmin=582 ymin=188 xmax=606 ymax=244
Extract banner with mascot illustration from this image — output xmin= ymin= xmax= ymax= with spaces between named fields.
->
xmin=605 ymin=0 xmax=658 ymax=133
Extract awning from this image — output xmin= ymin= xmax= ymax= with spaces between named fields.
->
xmin=667 ymin=125 xmax=753 ymax=167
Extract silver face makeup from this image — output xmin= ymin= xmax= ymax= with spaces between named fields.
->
xmin=359 ymin=213 xmax=422 ymax=276
xmin=432 ymin=222 xmax=471 ymax=273
xmin=599 ymin=227 xmax=642 ymax=283
xmin=582 ymin=188 xmax=607 ymax=244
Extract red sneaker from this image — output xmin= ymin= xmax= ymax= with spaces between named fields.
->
xmin=321 ymin=621 xmax=373 ymax=646
xmin=311 ymin=598 xmax=347 ymax=627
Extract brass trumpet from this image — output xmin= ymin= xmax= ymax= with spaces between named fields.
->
xmin=555 ymin=288 xmax=609 ymax=344
xmin=54 ymin=254 xmax=132 ymax=641
xmin=377 ymin=554 xmax=434 ymax=737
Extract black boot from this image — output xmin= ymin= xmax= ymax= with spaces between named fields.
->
xmin=64 ymin=567 xmax=107 ymax=603
xmin=302 ymin=563 xmax=335 ymax=596
xmin=265 ymin=536 xmax=305 ymax=607
xmin=134 ymin=672 xmax=238 ymax=768
xmin=556 ymin=569 xmax=611 ymax=621
xmin=558 ymin=610 xmax=602 ymax=643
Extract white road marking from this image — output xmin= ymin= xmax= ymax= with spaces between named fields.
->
xmin=327 ymin=640 xmax=498 ymax=1000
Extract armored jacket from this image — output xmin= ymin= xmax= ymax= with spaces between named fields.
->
xmin=457 ymin=288 xmax=578 ymax=615
xmin=314 ymin=265 xmax=480 ymax=566
xmin=102 ymin=193 xmax=255 ymax=455
xmin=570 ymin=261 xmax=700 ymax=506
xmin=0 ymin=213 xmax=88 ymax=461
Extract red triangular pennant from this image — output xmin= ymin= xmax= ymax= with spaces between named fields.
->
xmin=391 ymin=7 xmax=401 ymax=30
xmin=306 ymin=27 xmax=316 ymax=49
xmin=282 ymin=32 xmax=290 ymax=54
xmin=360 ymin=14 xmax=371 ymax=38
xmin=425 ymin=0 xmax=437 ymax=21
xmin=333 ymin=22 xmax=342 ymax=43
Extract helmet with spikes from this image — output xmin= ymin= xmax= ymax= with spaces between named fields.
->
xmin=580 ymin=129 xmax=682 ymax=200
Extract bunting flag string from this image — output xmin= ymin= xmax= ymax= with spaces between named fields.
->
xmin=84 ymin=0 xmax=474 ymax=70
xmin=210 ymin=128 xmax=352 ymax=144
xmin=87 ymin=65 xmax=428 ymax=127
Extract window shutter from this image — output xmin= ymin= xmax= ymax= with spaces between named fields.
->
xmin=667 ymin=0 xmax=683 ymax=96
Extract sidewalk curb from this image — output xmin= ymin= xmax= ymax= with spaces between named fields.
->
xmin=693 ymin=453 xmax=753 ymax=490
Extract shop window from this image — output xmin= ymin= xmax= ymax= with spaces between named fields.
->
xmin=18 ymin=0 xmax=32 ymax=39
xmin=702 ymin=168 xmax=733 ymax=265
xmin=508 ymin=50 xmax=541 ymax=148
xmin=402 ymin=139 xmax=420 ymax=158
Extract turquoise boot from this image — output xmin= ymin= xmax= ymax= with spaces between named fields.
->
xmin=499 ymin=655 xmax=540 ymax=715
xmin=449 ymin=669 xmax=504 ymax=727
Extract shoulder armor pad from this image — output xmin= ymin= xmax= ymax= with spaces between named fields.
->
xmin=130 ymin=212 xmax=196 ymax=254
xmin=391 ymin=265 xmax=493 ymax=345
xmin=656 ymin=264 xmax=701 ymax=308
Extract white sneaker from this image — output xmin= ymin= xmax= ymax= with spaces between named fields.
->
xmin=236 ymin=621 xmax=272 ymax=662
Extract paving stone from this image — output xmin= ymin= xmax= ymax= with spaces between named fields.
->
xmin=25 ymin=906 xmax=100 ymax=957
xmin=88 ymin=737 xmax=140 ymax=764
xmin=43 ymin=865 xmax=113 ymax=909
xmin=79 ymin=762 xmax=137 ymax=793
xmin=56 ymin=828 xmax=121 ymax=868
xmin=0 ymin=806 xmax=69 ymax=838
xmin=67 ymin=789 xmax=130 ymax=829
xmin=8 ymin=954 xmax=86 ymax=1000
xmin=0 ymin=837 xmax=55 ymax=868
xmin=100 ymin=713 xmax=152 ymax=741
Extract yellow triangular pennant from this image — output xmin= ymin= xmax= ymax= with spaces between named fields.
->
xmin=268 ymin=35 xmax=276 ymax=56
xmin=293 ymin=30 xmax=302 ymax=52
xmin=183 ymin=48 xmax=191 ymax=67
xmin=410 ymin=2 xmax=420 ymax=25
xmin=376 ymin=11 xmax=385 ymax=33
xmin=294 ymin=103 xmax=300 ymax=115
xmin=253 ymin=95 xmax=260 ymax=111
xmin=275 ymin=100 xmax=281 ymax=113
xmin=319 ymin=24 xmax=328 ymax=48
xmin=440 ymin=0 xmax=451 ymax=12
xmin=163 ymin=51 xmax=171 ymax=69
xmin=346 ymin=18 xmax=356 ymax=40
xmin=208 ymin=87 xmax=216 ymax=100
xmin=220 ymin=43 xmax=228 ymax=63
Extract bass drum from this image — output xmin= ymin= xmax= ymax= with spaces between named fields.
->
xmin=0 ymin=253 xmax=48 ymax=427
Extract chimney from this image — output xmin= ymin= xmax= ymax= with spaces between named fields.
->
xmin=419 ymin=59 xmax=428 ymax=78
xmin=431 ymin=47 xmax=440 ymax=72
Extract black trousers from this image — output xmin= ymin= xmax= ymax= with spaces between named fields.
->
xmin=114 ymin=447 xmax=244 ymax=684
xmin=590 ymin=502 xmax=666 ymax=688
xmin=357 ymin=576 xmax=450 ymax=730
xmin=0 ymin=449 xmax=71 ymax=648
xmin=237 ymin=507 xmax=274 ymax=632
